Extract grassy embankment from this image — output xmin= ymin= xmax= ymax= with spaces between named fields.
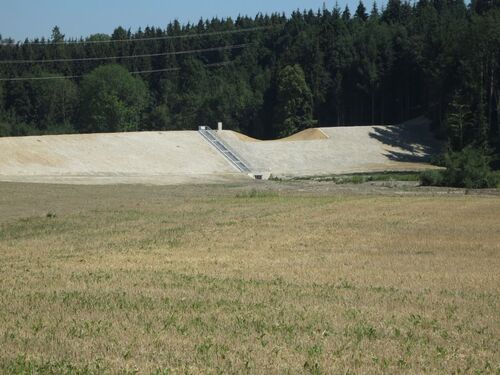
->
xmin=0 ymin=183 xmax=498 ymax=374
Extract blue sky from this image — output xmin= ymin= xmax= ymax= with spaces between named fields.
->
xmin=0 ymin=0 xmax=377 ymax=42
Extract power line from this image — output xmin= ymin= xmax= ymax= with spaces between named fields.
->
xmin=0 ymin=25 xmax=280 ymax=46
xmin=0 ymin=43 xmax=252 ymax=64
xmin=131 ymin=61 xmax=231 ymax=75
xmin=0 ymin=74 xmax=82 ymax=82
xmin=0 ymin=61 xmax=233 ymax=82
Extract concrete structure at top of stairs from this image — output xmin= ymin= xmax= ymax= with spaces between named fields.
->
xmin=218 ymin=118 xmax=441 ymax=178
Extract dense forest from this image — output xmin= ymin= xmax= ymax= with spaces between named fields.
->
xmin=0 ymin=0 xmax=499 ymax=161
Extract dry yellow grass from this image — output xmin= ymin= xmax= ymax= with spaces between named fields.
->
xmin=0 ymin=182 xmax=498 ymax=374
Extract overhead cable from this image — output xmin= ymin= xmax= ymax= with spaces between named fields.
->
xmin=0 ymin=25 xmax=279 ymax=46
xmin=0 ymin=43 xmax=251 ymax=64
xmin=0 ymin=61 xmax=232 ymax=81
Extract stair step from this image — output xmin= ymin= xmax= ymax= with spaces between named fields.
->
xmin=198 ymin=127 xmax=252 ymax=174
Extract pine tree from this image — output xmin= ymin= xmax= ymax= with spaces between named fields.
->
xmin=51 ymin=26 xmax=65 ymax=43
xmin=370 ymin=2 xmax=380 ymax=19
xmin=383 ymin=0 xmax=402 ymax=23
xmin=342 ymin=6 xmax=351 ymax=21
xmin=446 ymin=96 xmax=473 ymax=150
xmin=355 ymin=1 xmax=369 ymax=21
xmin=274 ymin=65 xmax=316 ymax=137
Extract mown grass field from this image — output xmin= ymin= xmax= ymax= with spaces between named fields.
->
xmin=0 ymin=182 xmax=499 ymax=374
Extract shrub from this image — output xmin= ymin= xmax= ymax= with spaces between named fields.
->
xmin=0 ymin=119 xmax=11 ymax=137
xmin=349 ymin=175 xmax=365 ymax=184
xmin=420 ymin=170 xmax=443 ymax=186
xmin=442 ymin=147 xmax=497 ymax=188
xmin=420 ymin=147 xmax=498 ymax=188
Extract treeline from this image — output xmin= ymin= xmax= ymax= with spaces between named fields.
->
xmin=0 ymin=0 xmax=499 ymax=157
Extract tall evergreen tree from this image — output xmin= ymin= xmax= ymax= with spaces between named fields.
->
xmin=370 ymin=2 xmax=380 ymax=19
xmin=51 ymin=26 xmax=65 ymax=43
xmin=342 ymin=6 xmax=352 ymax=21
xmin=446 ymin=95 xmax=473 ymax=150
xmin=355 ymin=1 xmax=369 ymax=21
xmin=274 ymin=65 xmax=315 ymax=137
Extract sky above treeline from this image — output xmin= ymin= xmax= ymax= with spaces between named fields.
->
xmin=0 ymin=0 xmax=379 ymax=42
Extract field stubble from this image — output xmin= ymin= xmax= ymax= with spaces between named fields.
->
xmin=0 ymin=182 xmax=498 ymax=374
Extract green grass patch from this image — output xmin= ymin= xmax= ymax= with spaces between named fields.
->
xmin=235 ymin=189 xmax=279 ymax=198
xmin=1 ymin=356 xmax=108 ymax=375
xmin=294 ymin=172 xmax=421 ymax=184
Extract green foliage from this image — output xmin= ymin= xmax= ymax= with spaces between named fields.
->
xmin=493 ymin=171 xmax=500 ymax=186
xmin=87 ymin=33 xmax=111 ymax=42
xmin=446 ymin=96 xmax=473 ymax=151
xmin=2 ymin=355 xmax=106 ymax=374
xmin=420 ymin=147 xmax=498 ymax=188
xmin=31 ymin=74 xmax=78 ymax=129
xmin=420 ymin=170 xmax=444 ymax=186
xmin=0 ymin=118 xmax=11 ymax=137
xmin=51 ymin=26 xmax=65 ymax=43
xmin=274 ymin=65 xmax=316 ymax=137
xmin=296 ymin=172 xmax=421 ymax=184
xmin=0 ymin=4 xmax=497 ymax=158
xmin=78 ymin=64 xmax=148 ymax=133
xmin=441 ymin=147 xmax=497 ymax=188
xmin=144 ymin=104 xmax=172 ymax=131
xmin=0 ymin=112 xmax=38 ymax=137
xmin=0 ymin=83 xmax=4 ymax=112
xmin=355 ymin=1 xmax=369 ymax=21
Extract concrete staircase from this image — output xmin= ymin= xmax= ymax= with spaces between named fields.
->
xmin=198 ymin=126 xmax=253 ymax=174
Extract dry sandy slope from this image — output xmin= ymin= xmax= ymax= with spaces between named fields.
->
xmin=0 ymin=131 xmax=243 ymax=185
xmin=219 ymin=119 xmax=441 ymax=177
xmin=0 ymin=119 xmax=441 ymax=184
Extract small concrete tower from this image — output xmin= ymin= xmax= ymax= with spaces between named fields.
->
xmin=217 ymin=122 xmax=223 ymax=132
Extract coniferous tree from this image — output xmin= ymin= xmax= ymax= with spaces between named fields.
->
xmin=342 ymin=6 xmax=351 ymax=21
xmin=446 ymin=95 xmax=473 ymax=150
xmin=274 ymin=65 xmax=315 ymax=137
xmin=51 ymin=26 xmax=65 ymax=43
xmin=370 ymin=2 xmax=380 ymax=19
xmin=383 ymin=0 xmax=402 ymax=23
xmin=355 ymin=1 xmax=369 ymax=21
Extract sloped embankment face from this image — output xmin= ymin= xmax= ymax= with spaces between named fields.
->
xmin=219 ymin=121 xmax=441 ymax=177
xmin=0 ymin=121 xmax=441 ymax=185
xmin=0 ymin=131 xmax=240 ymax=185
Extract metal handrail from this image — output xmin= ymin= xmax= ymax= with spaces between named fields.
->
xmin=202 ymin=127 xmax=253 ymax=168
xmin=199 ymin=126 xmax=252 ymax=173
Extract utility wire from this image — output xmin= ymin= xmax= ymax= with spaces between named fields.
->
xmin=0 ymin=61 xmax=232 ymax=81
xmin=130 ymin=61 xmax=231 ymax=75
xmin=0 ymin=25 xmax=279 ymax=46
xmin=0 ymin=43 xmax=252 ymax=64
